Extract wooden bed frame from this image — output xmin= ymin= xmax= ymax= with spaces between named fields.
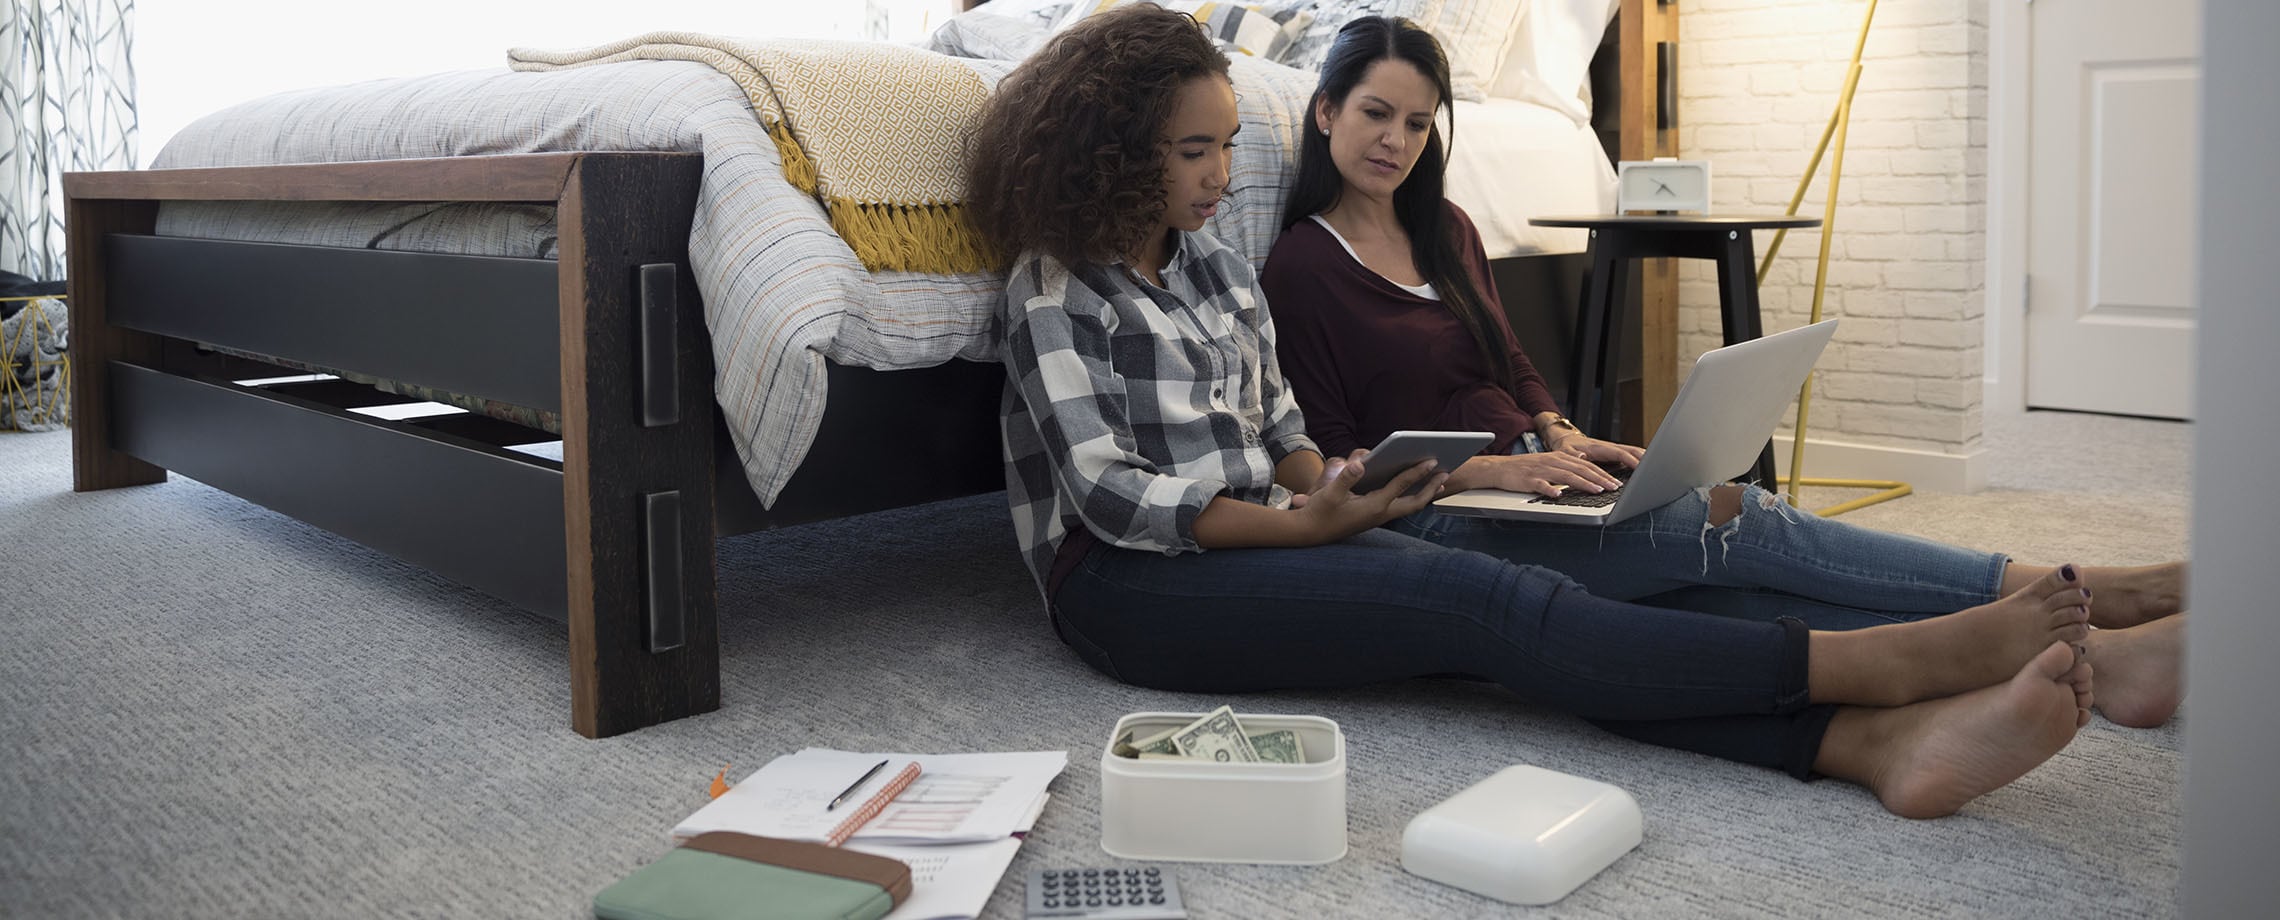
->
xmin=63 ymin=1 xmax=1677 ymax=738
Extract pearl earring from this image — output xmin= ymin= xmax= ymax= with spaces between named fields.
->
xmin=1320 ymin=127 xmax=1330 ymax=136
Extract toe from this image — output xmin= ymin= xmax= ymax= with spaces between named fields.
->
xmin=2026 ymin=640 xmax=2076 ymax=681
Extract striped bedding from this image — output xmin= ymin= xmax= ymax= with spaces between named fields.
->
xmin=152 ymin=43 xmax=1315 ymax=507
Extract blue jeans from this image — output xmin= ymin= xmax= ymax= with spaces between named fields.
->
xmin=1389 ymin=483 xmax=2009 ymax=631
xmin=1051 ymin=528 xmax=1838 ymax=779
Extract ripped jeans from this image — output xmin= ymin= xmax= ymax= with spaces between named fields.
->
xmin=1388 ymin=482 xmax=2009 ymax=631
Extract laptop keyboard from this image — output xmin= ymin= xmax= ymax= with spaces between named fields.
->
xmin=1538 ymin=462 xmax=1634 ymax=507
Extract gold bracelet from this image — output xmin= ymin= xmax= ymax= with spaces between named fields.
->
xmin=1541 ymin=416 xmax=1580 ymax=443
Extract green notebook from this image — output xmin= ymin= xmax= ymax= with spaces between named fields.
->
xmin=594 ymin=832 xmax=912 ymax=920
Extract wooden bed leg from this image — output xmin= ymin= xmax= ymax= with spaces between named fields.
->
xmin=556 ymin=154 xmax=721 ymax=737
xmin=62 ymin=193 xmax=168 ymax=491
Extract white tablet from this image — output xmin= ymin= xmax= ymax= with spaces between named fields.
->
xmin=1349 ymin=430 xmax=1496 ymax=495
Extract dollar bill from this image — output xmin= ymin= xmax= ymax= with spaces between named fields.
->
xmin=1121 ymin=729 xmax=1172 ymax=756
xmin=1113 ymin=724 xmax=1185 ymax=758
xmin=1170 ymin=705 xmax=1260 ymax=763
xmin=1246 ymin=729 xmax=1304 ymax=764
xmin=1112 ymin=708 xmax=1302 ymax=763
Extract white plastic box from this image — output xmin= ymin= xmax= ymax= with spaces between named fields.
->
xmin=1097 ymin=711 xmax=1347 ymax=864
xmin=1400 ymin=764 xmax=1642 ymax=905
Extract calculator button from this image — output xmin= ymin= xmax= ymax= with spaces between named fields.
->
xmin=1026 ymin=866 xmax=1185 ymax=920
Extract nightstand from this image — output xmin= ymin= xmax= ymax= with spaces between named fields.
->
xmin=1529 ymin=214 xmax=1821 ymax=488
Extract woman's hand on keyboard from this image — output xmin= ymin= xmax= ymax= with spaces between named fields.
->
xmin=1447 ymin=452 xmax=1627 ymax=497
xmin=1547 ymin=433 xmax=1645 ymax=469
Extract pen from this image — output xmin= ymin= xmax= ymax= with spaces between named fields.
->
xmin=826 ymin=759 xmax=890 ymax=811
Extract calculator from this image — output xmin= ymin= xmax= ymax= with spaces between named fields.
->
xmin=1022 ymin=865 xmax=1187 ymax=920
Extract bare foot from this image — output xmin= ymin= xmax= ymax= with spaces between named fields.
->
xmin=1815 ymin=565 xmax=2091 ymax=707
xmin=2083 ymin=614 xmax=2186 ymax=727
xmin=2083 ymin=562 xmax=2187 ymax=628
xmin=1821 ymin=641 xmax=2091 ymax=819
xmin=2005 ymin=561 xmax=2186 ymax=628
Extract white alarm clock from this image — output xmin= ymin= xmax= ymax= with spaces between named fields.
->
xmin=1616 ymin=158 xmax=1712 ymax=214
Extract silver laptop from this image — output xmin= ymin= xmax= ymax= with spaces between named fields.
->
xmin=1431 ymin=319 xmax=1839 ymax=525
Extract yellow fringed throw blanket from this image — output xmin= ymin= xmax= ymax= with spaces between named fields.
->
xmin=509 ymin=32 xmax=997 ymax=274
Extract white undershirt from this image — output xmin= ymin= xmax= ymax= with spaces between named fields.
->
xmin=1310 ymin=214 xmax=1439 ymax=300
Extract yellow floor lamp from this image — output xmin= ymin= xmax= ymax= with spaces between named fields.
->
xmin=1755 ymin=0 xmax=1909 ymax=516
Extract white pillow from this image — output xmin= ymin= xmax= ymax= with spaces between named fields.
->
xmin=924 ymin=8 xmax=1054 ymax=60
xmin=1489 ymin=0 xmax=1618 ymax=124
xmin=981 ymin=0 xmax=1079 ymax=30
xmin=1055 ymin=1 xmax=1317 ymax=61
xmin=1276 ymin=1 xmax=1527 ymax=104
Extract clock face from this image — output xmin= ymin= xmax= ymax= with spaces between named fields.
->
xmin=1617 ymin=160 xmax=1712 ymax=213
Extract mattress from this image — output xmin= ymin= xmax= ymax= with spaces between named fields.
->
xmin=1445 ymin=98 xmax=1619 ymax=259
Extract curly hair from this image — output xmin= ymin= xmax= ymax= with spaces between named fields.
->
xmin=965 ymin=3 xmax=1230 ymax=269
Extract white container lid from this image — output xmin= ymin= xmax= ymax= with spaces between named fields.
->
xmin=1399 ymin=764 xmax=1642 ymax=905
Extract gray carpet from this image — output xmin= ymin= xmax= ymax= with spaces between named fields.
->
xmin=0 ymin=410 xmax=2187 ymax=918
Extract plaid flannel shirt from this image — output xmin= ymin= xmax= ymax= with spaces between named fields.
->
xmin=999 ymin=230 xmax=1319 ymax=599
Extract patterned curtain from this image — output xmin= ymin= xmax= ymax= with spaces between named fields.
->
xmin=1 ymin=0 xmax=136 ymax=283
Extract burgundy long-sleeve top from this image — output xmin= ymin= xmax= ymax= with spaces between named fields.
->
xmin=1261 ymin=201 xmax=1562 ymax=458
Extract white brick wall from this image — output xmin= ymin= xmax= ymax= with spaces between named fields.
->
xmin=1676 ymin=0 xmax=1988 ymax=463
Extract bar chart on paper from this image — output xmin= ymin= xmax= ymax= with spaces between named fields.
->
xmin=868 ymin=774 xmax=1012 ymax=834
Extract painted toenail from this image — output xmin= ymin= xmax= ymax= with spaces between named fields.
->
xmin=2083 ymin=587 xmax=2093 ymax=599
xmin=2061 ymin=564 xmax=2078 ymax=582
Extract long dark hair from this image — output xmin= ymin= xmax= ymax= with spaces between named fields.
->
xmin=966 ymin=4 xmax=1229 ymax=268
xmin=1280 ymin=16 xmax=1515 ymax=398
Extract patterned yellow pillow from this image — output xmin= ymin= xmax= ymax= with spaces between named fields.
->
xmin=1056 ymin=0 xmax=1318 ymax=60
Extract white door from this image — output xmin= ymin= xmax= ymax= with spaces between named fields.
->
xmin=2025 ymin=0 xmax=2200 ymax=419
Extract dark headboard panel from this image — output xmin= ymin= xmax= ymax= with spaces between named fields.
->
xmin=1590 ymin=17 xmax=1623 ymax=165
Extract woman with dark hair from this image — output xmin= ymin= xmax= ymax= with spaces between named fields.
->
xmin=970 ymin=1 xmax=2104 ymax=819
xmin=1260 ymin=16 xmax=2184 ymax=730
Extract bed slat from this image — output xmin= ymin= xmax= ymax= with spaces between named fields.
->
xmin=107 ymin=234 xmax=563 ymax=413
xmin=109 ymin=361 xmax=571 ymax=617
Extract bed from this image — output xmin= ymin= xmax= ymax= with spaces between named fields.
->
xmin=64 ymin=0 xmax=1678 ymax=737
